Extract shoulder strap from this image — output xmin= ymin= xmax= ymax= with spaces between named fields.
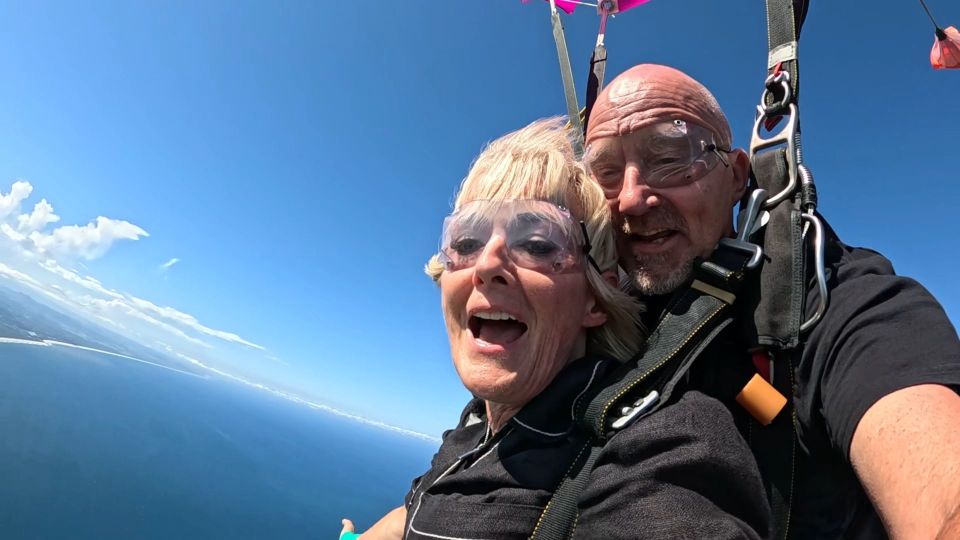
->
xmin=763 ymin=0 xmax=808 ymax=111
xmin=748 ymin=349 xmax=799 ymax=540
xmin=529 ymin=244 xmax=757 ymax=540
xmin=747 ymin=4 xmax=813 ymax=537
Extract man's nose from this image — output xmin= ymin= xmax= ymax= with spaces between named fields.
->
xmin=618 ymin=166 xmax=661 ymax=217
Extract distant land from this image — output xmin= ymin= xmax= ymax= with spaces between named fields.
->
xmin=0 ymin=281 xmax=440 ymax=443
xmin=0 ymin=282 xmax=202 ymax=374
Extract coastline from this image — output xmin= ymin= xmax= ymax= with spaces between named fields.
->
xmin=0 ymin=337 xmax=441 ymax=444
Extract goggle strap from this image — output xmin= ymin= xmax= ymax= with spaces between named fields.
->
xmin=578 ymin=220 xmax=603 ymax=275
xmin=706 ymin=144 xmax=733 ymax=168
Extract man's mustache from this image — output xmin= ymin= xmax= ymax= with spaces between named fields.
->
xmin=621 ymin=208 xmax=688 ymax=236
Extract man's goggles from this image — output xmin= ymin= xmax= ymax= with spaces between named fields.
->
xmin=584 ymin=119 xmax=731 ymax=197
xmin=439 ymin=199 xmax=600 ymax=274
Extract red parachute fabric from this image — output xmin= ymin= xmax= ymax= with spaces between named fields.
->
xmin=931 ymin=26 xmax=960 ymax=70
xmin=522 ymin=0 xmax=652 ymax=15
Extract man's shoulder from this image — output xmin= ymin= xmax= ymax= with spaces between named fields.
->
xmin=812 ymin=223 xmax=950 ymax=332
xmin=823 ymin=226 xmax=896 ymax=281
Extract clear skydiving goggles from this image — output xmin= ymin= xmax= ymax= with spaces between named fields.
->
xmin=583 ymin=119 xmax=733 ymax=198
xmin=439 ymin=199 xmax=601 ymax=275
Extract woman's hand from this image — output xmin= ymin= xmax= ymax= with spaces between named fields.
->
xmin=339 ymin=518 xmax=360 ymax=540
xmin=340 ymin=507 xmax=406 ymax=540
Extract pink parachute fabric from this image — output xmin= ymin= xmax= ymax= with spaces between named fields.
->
xmin=522 ymin=0 xmax=651 ymax=15
xmin=919 ymin=0 xmax=960 ymax=69
xmin=931 ymin=26 xmax=960 ymax=70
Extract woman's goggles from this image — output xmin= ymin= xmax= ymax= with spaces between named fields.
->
xmin=439 ymin=200 xmax=600 ymax=274
xmin=583 ymin=119 xmax=731 ymax=198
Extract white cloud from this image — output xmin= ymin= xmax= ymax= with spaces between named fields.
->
xmin=80 ymin=296 xmax=213 ymax=349
xmin=0 ymin=181 xmax=148 ymax=262
xmin=40 ymin=259 xmax=124 ymax=300
xmin=0 ymin=181 xmax=32 ymax=219
xmin=127 ymin=296 xmax=265 ymax=351
xmin=38 ymin=258 xmax=262 ymax=352
xmin=29 ymin=216 xmax=148 ymax=260
xmin=0 ymin=262 xmax=45 ymax=288
xmin=0 ymin=179 xmax=271 ymax=368
xmin=17 ymin=198 xmax=60 ymax=233
xmin=0 ymin=262 xmax=71 ymax=306
xmin=1 ymin=223 xmax=27 ymax=243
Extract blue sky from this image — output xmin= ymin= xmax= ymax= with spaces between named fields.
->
xmin=0 ymin=1 xmax=956 ymax=437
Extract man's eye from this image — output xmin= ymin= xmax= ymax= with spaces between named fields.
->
xmin=515 ymin=238 xmax=560 ymax=258
xmin=649 ymin=155 xmax=684 ymax=168
xmin=450 ymin=237 xmax=483 ymax=256
xmin=592 ymin=168 xmax=622 ymax=185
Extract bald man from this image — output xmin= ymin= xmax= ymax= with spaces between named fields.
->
xmin=584 ymin=64 xmax=960 ymax=539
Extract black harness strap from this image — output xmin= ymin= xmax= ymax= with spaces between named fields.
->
xmin=763 ymin=0 xmax=808 ymax=112
xmin=749 ymin=349 xmax=799 ymax=540
xmin=529 ymin=246 xmax=754 ymax=540
xmin=741 ymin=151 xmax=802 ymax=540
xmin=740 ymin=3 xmax=812 ymax=537
xmin=529 ymin=437 xmax=604 ymax=540
xmin=742 ymin=150 xmax=805 ymax=350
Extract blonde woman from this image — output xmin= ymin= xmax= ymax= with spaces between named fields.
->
xmin=342 ymin=118 xmax=769 ymax=540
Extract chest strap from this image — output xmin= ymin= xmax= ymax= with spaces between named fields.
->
xmin=530 ymin=242 xmax=756 ymax=540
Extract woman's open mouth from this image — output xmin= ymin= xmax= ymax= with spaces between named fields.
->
xmin=468 ymin=311 xmax=528 ymax=347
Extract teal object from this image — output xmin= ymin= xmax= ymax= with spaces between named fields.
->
xmin=339 ymin=531 xmax=361 ymax=540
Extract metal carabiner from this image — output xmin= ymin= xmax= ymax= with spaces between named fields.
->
xmin=750 ymin=102 xmax=799 ymax=208
xmin=800 ymin=211 xmax=828 ymax=333
xmin=760 ymin=71 xmax=793 ymax=116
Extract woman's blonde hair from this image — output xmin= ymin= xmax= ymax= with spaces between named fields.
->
xmin=425 ymin=117 xmax=644 ymax=362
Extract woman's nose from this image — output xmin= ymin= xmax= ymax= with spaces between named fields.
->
xmin=472 ymin=235 xmax=512 ymax=287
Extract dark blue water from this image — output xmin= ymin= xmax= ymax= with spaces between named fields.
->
xmin=0 ymin=343 xmax=438 ymax=538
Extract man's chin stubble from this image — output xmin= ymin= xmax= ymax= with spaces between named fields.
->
xmin=626 ymin=258 xmax=694 ymax=296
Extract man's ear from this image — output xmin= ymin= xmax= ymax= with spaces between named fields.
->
xmin=729 ymin=148 xmax=750 ymax=204
xmin=582 ymin=270 xmax=616 ymax=328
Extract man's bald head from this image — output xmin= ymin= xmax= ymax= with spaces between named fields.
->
xmin=585 ymin=64 xmax=732 ymax=149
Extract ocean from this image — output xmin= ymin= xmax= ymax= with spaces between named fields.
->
xmin=0 ymin=342 xmax=438 ymax=539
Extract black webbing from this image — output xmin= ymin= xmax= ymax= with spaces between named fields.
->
xmin=750 ymin=350 xmax=799 ymax=540
xmin=529 ymin=247 xmax=754 ymax=540
xmin=764 ymin=0 xmax=808 ymax=111
xmin=582 ymin=45 xmax=607 ymax=137
xmin=529 ymin=438 xmax=604 ymax=540
xmin=741 ymin=151 xmax=805 ymax=350
xmin=574 ymin=284 xmax=736 ymax=437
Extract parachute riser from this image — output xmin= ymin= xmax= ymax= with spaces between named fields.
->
xmin=547 ymin=0 xmax=586 ymax=155
xmin=747 ymin=68 xmax=826 ymax=335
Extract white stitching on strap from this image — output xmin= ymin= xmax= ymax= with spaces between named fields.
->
xmin=512 ymin=416 xmax=568 ymax=437
xmin=407 ymin=524 xmax=492 ymax=540
xmin=570 ymin=359 xmax=604 ymax=421
xmin=407 ymin=434 xmax=510 ymax=539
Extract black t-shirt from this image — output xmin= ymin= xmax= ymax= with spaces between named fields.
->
xmin=403 ymin=357 xmax=771 ymax=539
xmin=681 ymin=221 xmax=960 ymax=539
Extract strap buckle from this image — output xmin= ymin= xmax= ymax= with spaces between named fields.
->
xmin=609 ymin=390 xmax=660 ymax=431
xmin=718 ymin=188 xmax=769 ymax=270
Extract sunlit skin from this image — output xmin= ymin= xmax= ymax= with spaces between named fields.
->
xmin=439 ymin=218 xmax=609 ymax=433
xmin=585 ymin=64 xmax=748 ymax=294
